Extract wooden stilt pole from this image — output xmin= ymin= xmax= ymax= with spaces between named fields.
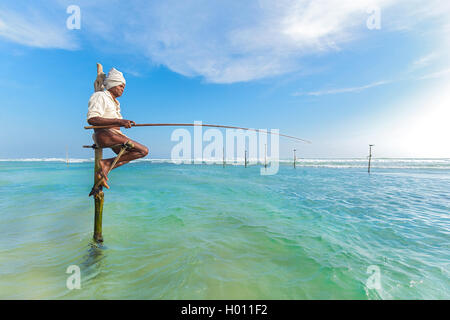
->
xmin=368 ymin=144 xmax=374 ymax=174
xmin=93 ymin=147 xmax=104 ymax=243
xmin=84 ymin=141 xmax=133 ymax=242
xmin=264 ymin=144 xmax=267 ymax=169
xmin=293 ymin=149 xmax=296 ymax=169
xmin=245 ymin=150 xmax=247 ymax=168
xmin=223 ymin=147 xmax=225 ymax=168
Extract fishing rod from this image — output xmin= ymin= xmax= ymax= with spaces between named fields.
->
xmin=84 ymin=123 xmax=311 ymax=144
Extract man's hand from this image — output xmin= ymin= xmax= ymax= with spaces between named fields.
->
xmin=118 ymin=119 xmax=136 ymax=128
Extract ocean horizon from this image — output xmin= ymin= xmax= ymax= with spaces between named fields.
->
xmin=1 ymin=157 xmax=450 ymax=170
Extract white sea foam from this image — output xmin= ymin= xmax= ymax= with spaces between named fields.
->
xmin=1 ymin=158 xmax=449 ymax=169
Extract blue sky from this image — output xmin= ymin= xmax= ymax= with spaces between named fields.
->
xmin=0 ymin=0 xmax=449 ymax=159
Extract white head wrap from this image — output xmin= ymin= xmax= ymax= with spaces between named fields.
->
xmin=104 ymin=68 xmax=126 ymax=90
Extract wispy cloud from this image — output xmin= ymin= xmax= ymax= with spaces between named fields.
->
xmin=131 ymin=0 xmax=397 ymax=83
xmin=26 ymin=0 xmax=400 ymax=83
xmin=80 ymin=0 xmax=450 ymax=83
xmin=416 ymin=68 xmax=450 ymax=80
xmin=411 ymin=53 xmax=439 ymax=69
xmin=293 ymin=80 xmax=391 ymax=96
xmin=1 ymin=0 xmax=450 ymax=84
xmin=0 ymin=5 xmax=77 ymax=50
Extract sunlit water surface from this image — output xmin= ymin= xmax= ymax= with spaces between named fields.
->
xmin=0 ymin=160 xmax=449 ymax=299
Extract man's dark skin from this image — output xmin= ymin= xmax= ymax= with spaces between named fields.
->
xmin=88 ymin=83 xmax=149 ymax=188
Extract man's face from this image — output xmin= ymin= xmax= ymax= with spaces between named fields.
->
xmin=109 ymin=83 xmax=125 ymax=98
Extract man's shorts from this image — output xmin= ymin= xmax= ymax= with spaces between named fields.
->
xmin=92 ymin=128 xmax=130 ymax=146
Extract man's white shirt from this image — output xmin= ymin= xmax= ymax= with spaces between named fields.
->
xmin=87 ymin=90 xmax=123 ymax=120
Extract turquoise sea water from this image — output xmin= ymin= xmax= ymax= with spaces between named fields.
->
xmin=0 ymin=159 xmax=449 ymax=299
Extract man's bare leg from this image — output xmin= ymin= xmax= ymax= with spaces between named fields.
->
xmin=93 ymin=130 xmax=149 ymax=186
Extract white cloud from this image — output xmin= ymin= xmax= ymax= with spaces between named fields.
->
xmin=89 ymin=0 xmax=450 ymax=83
xmin=0 ymin=6 xmax=77 ymax=50
xmin=411 ymin=53 xmax=439 ymax=69
xmin=1 ymin=0 xmax=450 ymax=83
xmin=60 ymin=0 xmax=400 ymax=83
xmin=153 ymin=0 xmax=396 ymax=83
xmin=416 ymin=67 xmax=450 ymax=80
xmin=293 ymin=80 xmax=391 ymax=96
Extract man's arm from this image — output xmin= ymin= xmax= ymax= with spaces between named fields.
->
xmin=87 ymin=117 xmax=136 ymax=128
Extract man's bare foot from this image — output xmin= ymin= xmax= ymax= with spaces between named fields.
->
xmin=89 ymin=170 xmax=110 ymax=197
xmin=96 ymin=172 xmax=110 ymax=189
xmin=98 ymin=159 xmax=111 ymax=181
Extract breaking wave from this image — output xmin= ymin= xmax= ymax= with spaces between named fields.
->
xmin=1 ymin=158 xmax=449 ymax=169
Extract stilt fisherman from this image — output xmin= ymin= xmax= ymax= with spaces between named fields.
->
xmin=87 ymin=67 xmax=149 ymax=191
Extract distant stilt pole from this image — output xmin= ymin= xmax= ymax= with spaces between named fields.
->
xmin=368 ymin=144 xmax=374 ymax=174
xmin=93 ymin=147 xmax=104 ymax=243
xmin=264 ymin=144 xmax=267 ymax=169
xmin=293 ymin=148 xmax=296 ymax=169
xmin=245 ymin=150 xmax=247 ymax=168
xmin=223 ymin=146 xmax=225 ymax=168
